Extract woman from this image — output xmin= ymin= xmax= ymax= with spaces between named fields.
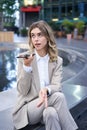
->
xmin=13 ymin=20 xmax=78 ymax=130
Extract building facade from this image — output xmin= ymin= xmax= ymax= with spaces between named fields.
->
xmin=20 ymin=0 xmax=42 ymax=28
xmin=20 ymin=0 xmax=87 ymax=27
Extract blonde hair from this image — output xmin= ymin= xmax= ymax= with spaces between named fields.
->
xmin=28 ymin=20 xmax=58 ymax=62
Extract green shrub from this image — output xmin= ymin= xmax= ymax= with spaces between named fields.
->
xmin=20 ymin=28 xmax=28 ymax=37
xmin=62 ymin=19 xmax=74 ymax=34
xmin=75 ymin=21 xmax=85 ymax=35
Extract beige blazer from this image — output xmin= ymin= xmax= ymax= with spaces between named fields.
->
xmin=13 ymin=51 xmax=63 ymax=129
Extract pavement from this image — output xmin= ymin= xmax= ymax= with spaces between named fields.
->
xmin=0 ymin=34 xmax=87 ymax=130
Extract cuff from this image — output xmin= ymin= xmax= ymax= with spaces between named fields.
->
xmin=23 ymin=64 xmax=32 ymax=73
xmin=46 ymin=87 xmax=51 ymax=96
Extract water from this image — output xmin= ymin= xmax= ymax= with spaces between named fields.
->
xmin=0 ymin=48 xmax=21 ymax=92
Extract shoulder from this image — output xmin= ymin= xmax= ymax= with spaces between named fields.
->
xmin=57 ymin=56 xmax=63 ymax=64
xmin=52 ymin=56 xmax=63 ymax=67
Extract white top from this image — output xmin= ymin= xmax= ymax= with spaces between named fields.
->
xmin=23 ymin=50 xmax=51 ymax=94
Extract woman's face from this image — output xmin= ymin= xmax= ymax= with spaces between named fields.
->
xmin=30 ymin=27 xmax=48 ymax=52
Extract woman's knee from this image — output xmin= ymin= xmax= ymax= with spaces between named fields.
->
xmin=53 ymin=92 xmax=65 ymax=101
xmin=43 ymin=107 xmax=58 ymax=121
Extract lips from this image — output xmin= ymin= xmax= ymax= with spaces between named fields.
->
xmin=35 ymin=43 xmax=41 ymax=47
xmin=35 ymin=43 xmax=41 ymax=45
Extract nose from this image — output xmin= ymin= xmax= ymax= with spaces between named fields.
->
xmin=34 ymin=35 xmax=39 ymax=41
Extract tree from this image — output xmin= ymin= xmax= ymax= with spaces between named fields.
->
xmin=0 ymin=0 xmax=18 ymax=30
xmin=0 ymin=12 xmax=3 ymax=30
xmin=18 ymin=0 xmax=24 ymax=8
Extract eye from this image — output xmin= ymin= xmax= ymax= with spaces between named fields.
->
xmin=38 ymin=32 xmax=43 ymax=37
xmin=31 ymin=34 xmax=35 ymax=38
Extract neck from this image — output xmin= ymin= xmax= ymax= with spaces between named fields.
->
xmin=36 ymin=50 xmax=47 ymax=57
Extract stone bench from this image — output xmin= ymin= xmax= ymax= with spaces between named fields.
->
xmin=0 ymin=84 xmax=87 ymax=130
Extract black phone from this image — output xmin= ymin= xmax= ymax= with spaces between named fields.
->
xmin=16 ymin=53 xmax=35 ymax=59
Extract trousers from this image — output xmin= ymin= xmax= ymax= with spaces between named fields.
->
xmin=27 ymin=92 xmax=78 ymax=130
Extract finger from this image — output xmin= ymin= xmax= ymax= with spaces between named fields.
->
xmin=45 ymin=95 xmax=48 ymax=108
xmin=39 ymin=90 xmax=45 ymax=99
xmin=37 ymin=100 xmax=43 ymax=107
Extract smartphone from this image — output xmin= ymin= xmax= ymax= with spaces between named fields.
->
xmin=16 ymin=53 xmax=35 ymax=59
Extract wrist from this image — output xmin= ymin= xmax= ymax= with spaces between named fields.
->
xmin=23 ymin=64 xmax=32 ymax=73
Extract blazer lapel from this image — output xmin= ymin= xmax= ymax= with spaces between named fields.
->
xmin=32 ymin=56 xmax=41 ymax=93
xmin=48 ymin=61 xmax=56 ymax=83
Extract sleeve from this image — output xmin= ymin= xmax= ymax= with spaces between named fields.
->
xmin=17 ymin=58 xmax=32 ymax=96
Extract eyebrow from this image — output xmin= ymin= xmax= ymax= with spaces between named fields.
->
xmin=31 ymin=31 xmax=42 ymax=34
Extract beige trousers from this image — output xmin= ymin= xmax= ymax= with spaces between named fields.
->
xmin=27 ymin=92 xmax=78 ymax=130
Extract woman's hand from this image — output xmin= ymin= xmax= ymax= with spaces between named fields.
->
xmin=23 ymin=54 xmax=34 ymax=66
xmin=37 ymin=88 xmax=48 ymax=108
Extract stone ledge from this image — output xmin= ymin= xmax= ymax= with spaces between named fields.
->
xmin=1 ymin=84 xmax=87 ymax=130
xmin=0 ymin=31 xmax=14 ymax=43
xmin=0 ymin=88 xmax=17 ymax=111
